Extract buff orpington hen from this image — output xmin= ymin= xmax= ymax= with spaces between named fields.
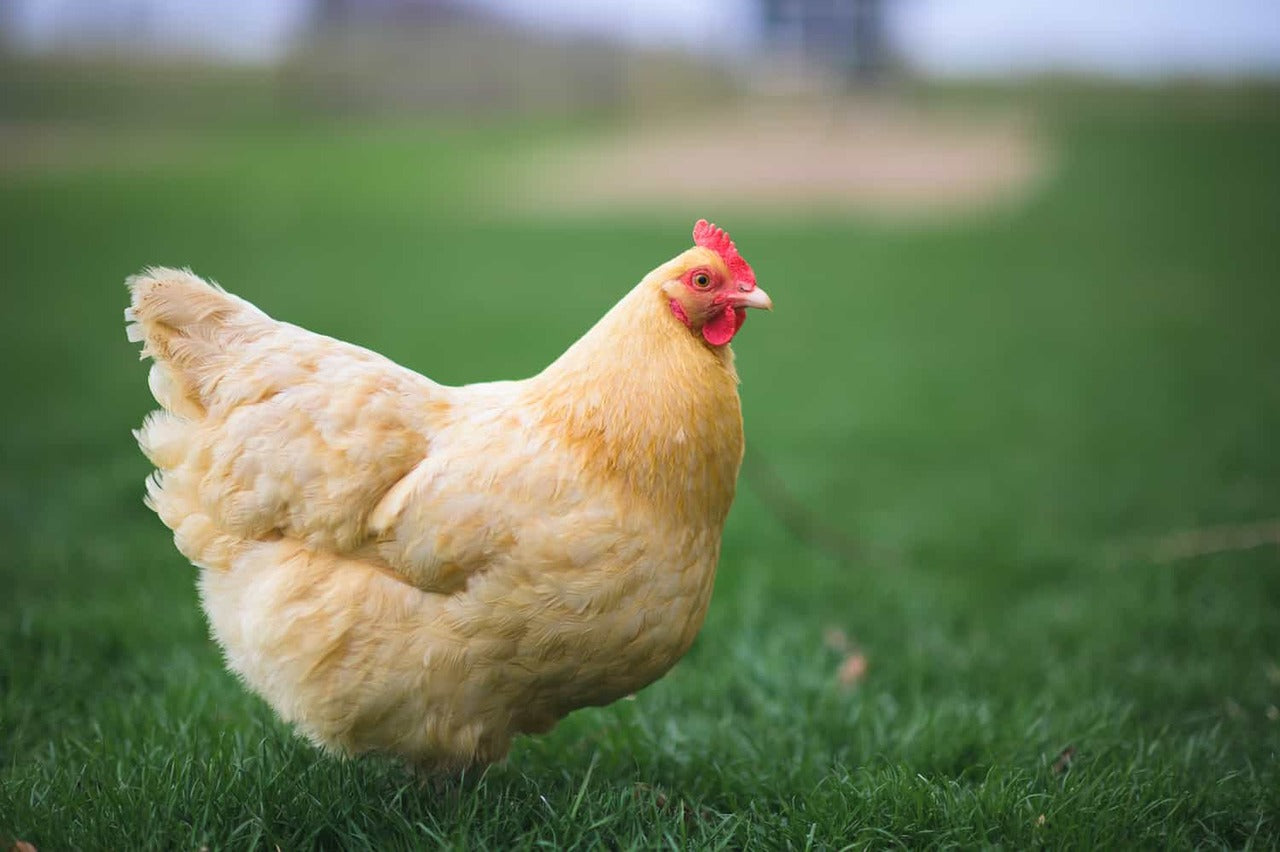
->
xmin=126 ymin=220 xmax=772 ymax=772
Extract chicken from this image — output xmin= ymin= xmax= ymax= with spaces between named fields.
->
xmin=125 ymin=220 xmax=772 ymax=772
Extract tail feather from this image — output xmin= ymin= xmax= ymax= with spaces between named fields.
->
xmin=125 ymin=265 xmax=442 ymax=578
xmin=127 ymin=266 xmax=272 ymax=572
xmin=126 ymin=267 xmax=269 ymax=417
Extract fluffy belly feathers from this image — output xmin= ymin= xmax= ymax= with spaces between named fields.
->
xmin=197 ymin=512 xmax=719 ymax=770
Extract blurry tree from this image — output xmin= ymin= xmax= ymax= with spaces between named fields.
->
xmin=284 ymin=0 xmax=735 ymax=118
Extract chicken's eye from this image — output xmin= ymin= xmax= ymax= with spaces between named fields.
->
xmin=692 ymin=272 xmax=712 ymax=289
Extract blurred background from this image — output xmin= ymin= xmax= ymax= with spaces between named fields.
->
xmin=3 ymin=1 xmax=1280 ymax=845
xmin=3 ymin=0 xmax=1279 ymax=215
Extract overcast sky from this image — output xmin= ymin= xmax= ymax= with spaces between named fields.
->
xmin=6 ymin=0 xmax=1280 ymax=77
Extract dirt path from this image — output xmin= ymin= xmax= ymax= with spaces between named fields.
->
xmin=506 ymin=99 xmax=1048 ymax=218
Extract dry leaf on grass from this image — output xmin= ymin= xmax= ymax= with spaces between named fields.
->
xmin=632 ymin=783 xmax=714 ymax=829
xmin=838 ymin=652 xmax=869 ymax=688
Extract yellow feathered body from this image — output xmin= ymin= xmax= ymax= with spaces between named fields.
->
xmin=126 ymin=245 xmax=752 ymax=771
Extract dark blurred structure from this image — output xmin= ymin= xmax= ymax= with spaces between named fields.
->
xmin=309 ymin=0 xmax=462 ymax=27
xmin=760 ymin=0 xmax=890 ymax=84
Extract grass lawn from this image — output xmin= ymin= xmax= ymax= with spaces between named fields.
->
xmin=2 ymin=81 xmax=1280 ymax=847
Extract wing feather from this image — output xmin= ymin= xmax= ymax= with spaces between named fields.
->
xmin=128 ymin=267 xmax=464 ymax=582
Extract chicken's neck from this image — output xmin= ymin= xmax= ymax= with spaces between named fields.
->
xmin=528 ymin=279 xmax=745 ymax=526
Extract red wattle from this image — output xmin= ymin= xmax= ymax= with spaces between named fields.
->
xmin=702 ymin=307 xmax=742 ymax=346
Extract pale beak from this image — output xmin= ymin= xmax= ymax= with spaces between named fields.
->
xmin=734 ymin=287 xmax=773 ymax=311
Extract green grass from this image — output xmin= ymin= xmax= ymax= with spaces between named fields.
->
xmin=3 ymin=80 xmax=1280 ymax=848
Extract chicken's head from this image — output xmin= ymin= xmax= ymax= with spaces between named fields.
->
xmin=662 ymin=219 xmax=772 ymax=346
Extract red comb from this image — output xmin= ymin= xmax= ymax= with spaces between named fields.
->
xmin=693 ymin=219 xmax=756 ymax=290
